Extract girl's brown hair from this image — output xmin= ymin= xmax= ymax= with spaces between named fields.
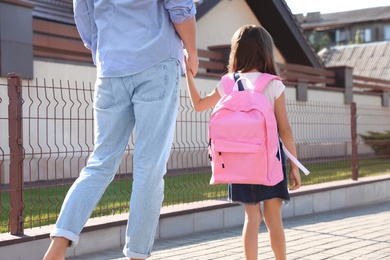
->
xmin=227 ymin=25 xmax=280 ymax=75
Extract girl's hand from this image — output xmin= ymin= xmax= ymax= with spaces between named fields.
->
xmin=289 ymin=168 xmax=301 ymax=190
xmin=184 ymin=49 xmax=198 ymax=76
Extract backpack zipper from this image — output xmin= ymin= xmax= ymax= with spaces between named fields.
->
xmin=219 ymin=152 xmax=225 ymax=168
xmin=208 ymin=139 xmax=212 ymax=161
xmin=209 ymin=138 xmax=225 ymax=168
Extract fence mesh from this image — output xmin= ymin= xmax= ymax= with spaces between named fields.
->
xmin=356 ymin=104 xmax=390 ymax=177
xmin=0 ymin=77 xmax=389 ymax=233
xmin=0 ymin=80 xmax=8 ymax=233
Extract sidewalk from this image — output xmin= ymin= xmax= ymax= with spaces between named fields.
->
xmin=68 ymin=200 xmax=390 ymax=260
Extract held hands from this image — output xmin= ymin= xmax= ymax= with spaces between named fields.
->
xmin=184 ymin=49 xmax=198 ymax=76
xmin=289 ymin=167 xmax=301 ymax=191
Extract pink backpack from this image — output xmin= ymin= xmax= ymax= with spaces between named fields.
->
xmin=208 ymin=72 xmax=284 ymax=185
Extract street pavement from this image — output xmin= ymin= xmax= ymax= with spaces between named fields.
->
xmin=68 ymin=200 xmax=390 ymax=259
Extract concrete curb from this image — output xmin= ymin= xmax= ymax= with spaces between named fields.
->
xmin=1 ymin=174 xmax=390 ymax=259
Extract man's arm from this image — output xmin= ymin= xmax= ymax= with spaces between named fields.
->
xmin=73 ymin=0 xmax=92 ymax=50
xmin=174 ymin=16 xmax=198 ymax=76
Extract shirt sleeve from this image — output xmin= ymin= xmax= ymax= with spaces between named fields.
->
xmin=216 ymin=80 xmax=224 ymax=96
xmin=163 ymin=0 xmax=196 ymax=24
xmin=273 ymin=79 xmax=286 ymax=100
xmin=73 ymin=0 xmax=93 ymax=50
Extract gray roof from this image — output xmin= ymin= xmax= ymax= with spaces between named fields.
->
xmin=318 ymin=41 xmax=390 ymax=80
xmin=246 ymin=0 xmax=324 ymax=68
xmin=300 ymin=5 xmax=390 ymax=29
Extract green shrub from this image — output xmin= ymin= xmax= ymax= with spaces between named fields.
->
xmin=359 ymin=131 xmax=390 ymax=156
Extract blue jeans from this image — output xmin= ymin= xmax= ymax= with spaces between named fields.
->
xmin=50 ymin=58 xmax=181 ymax=259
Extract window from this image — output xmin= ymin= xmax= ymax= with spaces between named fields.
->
xmin=364 ymin=28 xmax=371 ymax=42
xmin=356 ymin=28 xmax=372 ymax=43
xmin=385 ymin=24 xmax=390 ymax=40
xmin=335 ymin=29 xmax=347 ymax=44
xmin=309 ymin=33 xmax=315 ymax=44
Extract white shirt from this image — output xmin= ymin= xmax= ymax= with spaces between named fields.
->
xmin=216 ymin=72 xmax=285 ymax=110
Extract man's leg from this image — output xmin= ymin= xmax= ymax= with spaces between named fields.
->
xmin=122 ymin=58 xmax=181 ymax=259
xmin=44 ymin=77 xmax=135 ymax=259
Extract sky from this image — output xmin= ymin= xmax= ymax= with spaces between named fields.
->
xmin=284 ymin=0 xmax=390 ymax=15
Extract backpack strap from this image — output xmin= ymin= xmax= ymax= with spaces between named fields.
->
xmin=253 ymin=73 xmax=281 ymax=93
xmin=234 ymin=73 xmax=245 ymax=91
xmin=221 ymin=74 xmax=236 ymax=95
xmin=221 ymin=72 xmax=281 ymax=95
xmin=280 ymin=139 xmax=310 ymax=175
xmin=254 ymin=73 xmax=310 ymax=175
xmin=221 ymin=73 xmax=249 ymax=94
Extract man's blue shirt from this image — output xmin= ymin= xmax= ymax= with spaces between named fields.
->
xmin=73 ymin=0 xmax=196 ymax=77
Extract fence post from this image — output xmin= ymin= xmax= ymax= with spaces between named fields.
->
xmin=328 ymin=66 xmax=353 ymax=105
xmin=382 ymin=91 xmax=389 ymax=107
xmin=7 ymin=73 xmax=24 ymax=235
xmin=296 ymin=80 xmax=308 ymax=101
xmin=350 ymin=102 xmax=358 ymax=181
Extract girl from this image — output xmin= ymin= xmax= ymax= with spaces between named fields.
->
xmin=185 ymin=25 xmax=301 ymax=260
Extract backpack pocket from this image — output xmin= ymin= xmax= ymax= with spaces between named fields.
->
xmin=209 ymin=139 xmax=278 ymax=185
xmin=212 ymin=139 xmax=262 ymax=153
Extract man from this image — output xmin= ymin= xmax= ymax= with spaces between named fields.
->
xmin=43 ymin=0 xmax=197 ymax=259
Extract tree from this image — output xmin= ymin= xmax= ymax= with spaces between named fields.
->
xmin=309 ymin=30 xmax=331 ymax=52
xmin=355 ymin=29 xmax=364 ymax=44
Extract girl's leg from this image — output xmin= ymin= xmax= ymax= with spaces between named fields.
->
xmin=243 ymin=204 xmax=262 ymax=260
xmin=263 ymin=198 xmax=286 ymax=260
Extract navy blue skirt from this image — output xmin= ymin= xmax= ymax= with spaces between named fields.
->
xmin=228 ymin=143 xmax=290 ymax=204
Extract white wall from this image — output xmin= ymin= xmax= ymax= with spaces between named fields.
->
xmin=33 ymin=60 xmax=96 ymax=85
xmin=196 ymin=0 xmax=285 ymax=63
xmin=354 ymin=92 xmax=382 ymax=106
xmin=196 ymin=0 xmax=258 ymax=50
xmin=308 ymin=89 xmax=344 ymax=103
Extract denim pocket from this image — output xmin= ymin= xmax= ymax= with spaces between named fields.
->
xmin=137 ymin=58 xmax=179 ymax=102
xmin=93 ymin=78 xmax=115 ymax=109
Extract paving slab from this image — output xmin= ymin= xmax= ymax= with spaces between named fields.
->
xmin=68 ymin=201 xmax=390 ymax=259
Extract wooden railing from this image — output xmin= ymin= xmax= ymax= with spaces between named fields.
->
xmin=31 ymin=18 xmax=390 ymax=106
xmin=353 ymin=75 xmax=390 ymax=92
xmin=280 ymin=63 xmax=336 ymax=86
xmin=33 ymin=19 xmax=92 ymax=63
xmin=32 ymin=18 xmax=228 ymax=78
xmin=197 ymin=49 xmax=226 ymax=77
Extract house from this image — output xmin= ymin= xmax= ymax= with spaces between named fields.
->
xmin=319 ymin=41 xmax=390 ymax=81
xmin=299 ymin=6 xmax=390 ymax=98
xmin=0 ymin=0 xmax=388 ymax=177
xmin=1 ymin=1 xmax=389 ymax=249
xmin=1 ymin=1 xmax=388 ymax=162
xmin=1 ymin=0 xmax=341 ymax=184
xmin=0 ymin=0 xmax=322 ymax=83
xmin=0 ymin=1 xmax=388 ymax=152
xmin=296 ymin=6 xmax=390 ymax=51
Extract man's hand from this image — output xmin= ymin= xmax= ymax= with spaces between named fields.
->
xmin=184 ymin=49 xmax=198 ymax=76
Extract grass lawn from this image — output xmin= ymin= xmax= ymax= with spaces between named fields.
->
xmin=1 ymin=158 xmax=389 ymax=233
